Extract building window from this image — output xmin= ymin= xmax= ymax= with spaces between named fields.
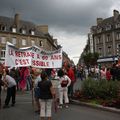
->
xmin=106 ymin=34 xmax=110 ymax=42
xmin=97 ymin=36 xmax=101 ymax=44
xmin=12 ymin=28 xmax=16 ymax=33
xmin=97 ymin=28 xmax=102 ymax=33
xmin=0 ymin=26 xmax=6 ymax=31
xmin=108 ymin=46 xmax=112 ymax=55
xmin=39 ymin=40 xmax=43 ymax=47
xmin=1 ymin=50 xmax=5 ymax=59
xmin=98 ymin=48 xmax=102 ymax=57
xmin=117 ymin=44 xmax=120 ymax=56
xmin=0 ymin=37 xmax=6 ymax=44
xmin=31 ymin=40 xmax=35 ymax=46
xmin=22 ymin=39 xmax=26 ymax=46
xmin=22 ymin=29 xmax=26 ymax=34
xmin=12 ymin=37 xmax=16 ymax=45
xmin=116 ymin=33 xmax=120 ymax=40
xmin=1 ymin=25 xmax=6 ymax=31
xmin=105 ymin=25 xmax=111 ymax=31
xmin=115 ymin=23 xmax=120 ymax=28
xmin=31 ymin=31 xmax=35 ymax=35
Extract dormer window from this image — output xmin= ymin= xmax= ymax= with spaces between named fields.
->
xmin=29 ymin=29 xmax=35 ymax=35
xmin=22 ymin=29 xmax=26 ymax=34
xmin=105 ymin=25 xmax=111 ymax=31
xmin=12 ymin=27 xmax=16 ymax=33
xmin=2 ymin=26 xmax=6 ymax=31
xmin=19 ymin=27 xmax=26 ymax=34
xmin=115 ymin=23 xmax=120 ymax=28
xmin=0 ymin=25 xmax=6 ymax=31
xmin=31 ymin=31 xmax=35 ymax=35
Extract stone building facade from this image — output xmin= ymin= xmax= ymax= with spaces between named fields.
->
xmin=90 ymin=9 xmax=120 ymax=64
xmin=0 ymin=14 xmax=59 ymax=63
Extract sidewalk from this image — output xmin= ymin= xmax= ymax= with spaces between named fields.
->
xmin=0 ymin=91 xmax=38 ymax=120
xmin=71 ymin=99 xmax=120 ymax=114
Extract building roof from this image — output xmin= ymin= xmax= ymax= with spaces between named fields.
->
xmin=0 ymin=16 xmax=45 ymax=37
xmin=93 ymin=15 xmax=120 ymax=33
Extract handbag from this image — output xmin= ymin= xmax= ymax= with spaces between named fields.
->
xmin=61 ymin=79 xmax=68 ymax=87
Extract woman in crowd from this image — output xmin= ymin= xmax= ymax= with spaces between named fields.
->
xmin=58 ymin=69 xmax=71 ymax=108
xmin=32 ymin=68 xmax=41 ymax=114
xmin=38 ymin=71 xmax=55 ymax=120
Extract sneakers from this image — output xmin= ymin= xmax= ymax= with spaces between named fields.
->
xmin=65 ymin=105 xmax=69 ymax=108
xmin=58 ymin=104 xmax=69 ymax=108
xmin=58 ymin=105 xmax=62 ymax=109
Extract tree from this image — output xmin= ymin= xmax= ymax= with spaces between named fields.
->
xmin=83 ymin=52 xmax=99 ymax=66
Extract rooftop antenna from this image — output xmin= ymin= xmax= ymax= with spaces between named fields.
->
xmin=11 ymin=7 xmax=16 ymax=18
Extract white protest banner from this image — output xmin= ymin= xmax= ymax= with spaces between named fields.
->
xmin=31 ymin=46 xmax=62 ymax=68
xmin=5 ymin=42 xmax=33 ymax=67
xmin=5 ymin=42 xmax=62 ymax=68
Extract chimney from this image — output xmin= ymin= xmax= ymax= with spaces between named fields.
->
xmin=113 ymin=9 xmax=119 ymax=21
xmin=36 ymin=25 xmax=48 ymax=33
xmin=14 ymin=13 xmax=20 ymax=28
xmin=96 ymin=18 xmax=103 ymax=25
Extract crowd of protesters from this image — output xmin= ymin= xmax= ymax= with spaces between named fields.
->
xmin=76 ymin=61 xmax=120 ymax=81
xmin=0 ymin=62 xmax=76 ymax=120
xmin=1 ymin=60 xmax=120 ymax=119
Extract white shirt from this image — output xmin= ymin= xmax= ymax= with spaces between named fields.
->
xmin=58 ymin=75 xmax=71 ymax=88
xmin=2 ymin=75 xmax=16 ymax=88
xmin=34 ymin=75 xmax=41 ymax=88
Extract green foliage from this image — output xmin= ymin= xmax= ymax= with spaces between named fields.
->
xmin=82 ymin=79 xmax=120 ymax=100
xmin=83 ymin=52 xmax=99 ymax=66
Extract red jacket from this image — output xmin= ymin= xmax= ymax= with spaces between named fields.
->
xmin=67 ymin=67 xmax=75 ymax=83
xmin=106 ymin=71 xmax=111 ymax=81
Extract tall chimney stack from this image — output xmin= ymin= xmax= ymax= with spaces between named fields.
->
xmin=36 ymin=25 xmax=48 ymax=33
xmin=14 ymin=13 xmax=20 ymax=28
xmin=113 ymin=9 xmax=119 ymax=21
xmin=96 ymin=18 xmax=103 ymax=25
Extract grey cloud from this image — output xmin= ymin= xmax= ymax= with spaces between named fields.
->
xmin=0 ymin=0 xmax=119 ymax=63
xmin=0 ymin=0 xmax=116 ymax=35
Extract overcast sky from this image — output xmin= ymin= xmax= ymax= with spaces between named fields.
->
xmin=0 ymin=0 xmax=120 ymax=64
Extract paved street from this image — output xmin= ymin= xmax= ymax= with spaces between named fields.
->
xmin=0 ymin=89 xmax=120 ymax=120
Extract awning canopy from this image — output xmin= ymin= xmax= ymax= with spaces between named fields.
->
xmin=97 ymin=57 xmax=118 ymax=63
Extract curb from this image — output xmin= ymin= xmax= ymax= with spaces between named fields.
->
xmin=70 ymin=99 xmax=120 ymax=114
